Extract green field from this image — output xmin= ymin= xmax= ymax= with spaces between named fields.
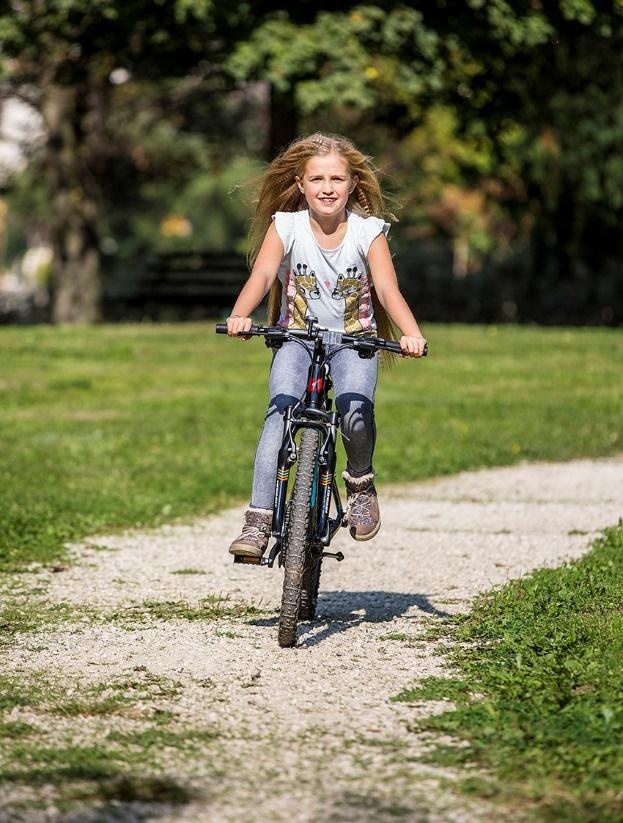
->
xmin=1 ymin=322 xmax=621 ymax=568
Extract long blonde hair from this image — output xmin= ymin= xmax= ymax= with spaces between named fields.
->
xmin=248 ymin=132 xmax=400 ymax=345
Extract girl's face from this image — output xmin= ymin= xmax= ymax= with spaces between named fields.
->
xmin=296 ymin=152 xmax=358 ymax=220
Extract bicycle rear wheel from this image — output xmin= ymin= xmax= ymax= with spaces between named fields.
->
xmin=278 ymin=429 xmax=320 ymax=648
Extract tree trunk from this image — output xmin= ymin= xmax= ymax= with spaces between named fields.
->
xmin=42 ymin=83 xmax=102 ymax=324
xmin=269 ymin=85 xmax=298 ymax=159
xmin=50 ymin=218 xmax=101 ymax=325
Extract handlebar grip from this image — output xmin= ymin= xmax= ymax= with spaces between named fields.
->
xmin=372 ymin=340 xmax=428 ymax=356
xmin=387 ymin=342 xmax=428 ymax=356
xmin=215 ymin=323 xmax=262 ymax=335
xmin=215 ymin=323 xmax=275 ymax=337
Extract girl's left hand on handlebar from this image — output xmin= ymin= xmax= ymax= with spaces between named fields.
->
xmin=226 ymin=315 xmax=253 ymax=339
xmin=400 ymin=335 xmax=427 ymax=358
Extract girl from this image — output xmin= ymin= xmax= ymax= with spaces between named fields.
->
xmin=226 ymin=133 xmax=427 ymax=559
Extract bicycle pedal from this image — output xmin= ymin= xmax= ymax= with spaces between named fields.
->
xmin=232 ymin=554 xmax=262 ymax=565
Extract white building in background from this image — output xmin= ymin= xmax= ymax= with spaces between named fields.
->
xmin=0 ymin=95 xmax=45 ymax=184
xmin=0 ymin=95 xmax=50 ymax=318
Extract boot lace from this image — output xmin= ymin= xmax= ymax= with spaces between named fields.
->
xmin=348 ymin=489 xmax=376 ymax=525
xmin=240 ymin=524 xmax=268 ymax=542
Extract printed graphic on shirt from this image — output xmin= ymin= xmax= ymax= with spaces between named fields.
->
xmin=331 ymin=265 xmax=372 ymax=334
xmin=286 ymin=262 xmax=320 ymax=327
xmin=275 ymin=209 xmax=385 ymax=333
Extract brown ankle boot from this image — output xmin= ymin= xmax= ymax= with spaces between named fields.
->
xmin=343 ymin=470 xmax=381 ymax=541
xmin=228 ymin=508 xmax=273 ymax=558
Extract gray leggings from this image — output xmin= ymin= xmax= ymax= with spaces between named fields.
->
xmin=251 ymin=340 xmax=378 ymax=509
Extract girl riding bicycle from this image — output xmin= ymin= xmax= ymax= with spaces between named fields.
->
xmin=226 ymin=132 xmax=427 ymax=559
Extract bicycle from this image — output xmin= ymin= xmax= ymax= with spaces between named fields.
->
xmin=216 ymin=317 xmax=427 ymax=648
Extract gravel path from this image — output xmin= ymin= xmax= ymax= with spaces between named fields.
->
xmin=4 ymin=456 xmax=622 ymax=822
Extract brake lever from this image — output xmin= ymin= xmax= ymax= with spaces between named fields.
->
xmin=264 ymin=336 xmax=284 ymax=350
xmin=263 ymin=329 xmax=287 ymax=349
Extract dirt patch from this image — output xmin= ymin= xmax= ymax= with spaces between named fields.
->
xmin=3 ymin=456 xmax=622 ymax=822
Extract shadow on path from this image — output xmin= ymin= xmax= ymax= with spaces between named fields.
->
xmin=0 ymin=772 xmax=196 ymax=823
xmin=251 ymin=590 xmax=450 ymax=648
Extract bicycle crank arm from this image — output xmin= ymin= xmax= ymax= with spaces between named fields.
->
xmin=265 ymin=540 xmax=282 ymax=568
xmin=322 ymin=551 xmax=345 ymax=561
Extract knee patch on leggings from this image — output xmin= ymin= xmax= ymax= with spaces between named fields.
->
xmin=336 ymin=393 xmax=375 ymax=436
xmin=265 ymin=393 xmax=300 ymax=420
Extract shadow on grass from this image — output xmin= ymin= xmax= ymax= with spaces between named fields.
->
xmin=251 ymin=590 xmax=450 ymax=647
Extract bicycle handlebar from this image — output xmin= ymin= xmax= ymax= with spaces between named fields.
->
xmin=215 ymin=322 xmax=428 ymax=357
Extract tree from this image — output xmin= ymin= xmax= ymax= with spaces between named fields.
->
xmin=445 ymin=1 xmax=623 ymax=319
xmin=227 ymin=1 xmax=623 ymax=321
xmin=2 ymin=2 xmax=621 ymax=323
xmin=0 ymin=0 xmax=281 ymax=322
xmin=0 ymin=0 xmax=371 ymax=322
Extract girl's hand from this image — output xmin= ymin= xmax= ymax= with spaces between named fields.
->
xmin=400 ymin=335 xmax=427 ymax=358
xmin=227 ymin=315 xmax=253 ymax=339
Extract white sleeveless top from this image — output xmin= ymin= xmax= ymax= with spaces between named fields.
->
xmin=273 ymin=209 xmax=390 ymax=334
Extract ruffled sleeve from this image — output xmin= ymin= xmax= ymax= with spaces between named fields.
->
xmin=357 ymin=215 xmax=391 ymax=257
xmin=272 ymin=212 xmax=295 ymax=255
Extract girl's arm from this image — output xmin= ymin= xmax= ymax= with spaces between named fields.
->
xmin=367 ymin=233 xmax=427 ymax=357
xmin=227 ymin=222 xmax=284 ymax=336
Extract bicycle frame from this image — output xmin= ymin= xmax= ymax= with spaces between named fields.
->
xmin=270 ymin=331 xmax=346 ymax=565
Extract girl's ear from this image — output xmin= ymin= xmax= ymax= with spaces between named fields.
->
xmin=350 ymin=174 xmax=359 ymax=193
xmin=295 ymin=175 xmax=304 ymax=193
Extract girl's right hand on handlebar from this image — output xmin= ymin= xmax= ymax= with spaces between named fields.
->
xmin=226 ymin=315 xmax=253 ymax=338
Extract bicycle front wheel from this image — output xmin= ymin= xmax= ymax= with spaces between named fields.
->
xmin=278 ymin=428 xmax=320 ymax=648
xmin=299 ymin=551 xmax=322 ymax=622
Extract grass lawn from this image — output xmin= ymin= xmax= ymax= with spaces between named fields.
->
xmin=394 ymin=524 xmax=623 ymax=821
xmin=1 ymin=322 xmax=621 ymax=568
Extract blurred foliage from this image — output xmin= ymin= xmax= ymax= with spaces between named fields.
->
xmin=228 ymin=6 xmax=447 ymax=112
xmin=228 ymin=2 xmax=623 ymax=289
xmin=0 ymin=1 xmax=622 ymax=322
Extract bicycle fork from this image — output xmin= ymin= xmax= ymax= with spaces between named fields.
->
xmin=266 ymin=406 xmax=346 ymax=568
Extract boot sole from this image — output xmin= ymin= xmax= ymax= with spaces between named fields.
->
xmin=228 ymin=545 xmax=264 ymax=559
xmin=349 ymin=519 xmax=381 ymax=542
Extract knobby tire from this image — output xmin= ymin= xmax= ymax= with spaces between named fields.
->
xmin=299 ymin=551 xmax=322 ymax=621
xmin=278 ymin=429 xmax=320 ymax=648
